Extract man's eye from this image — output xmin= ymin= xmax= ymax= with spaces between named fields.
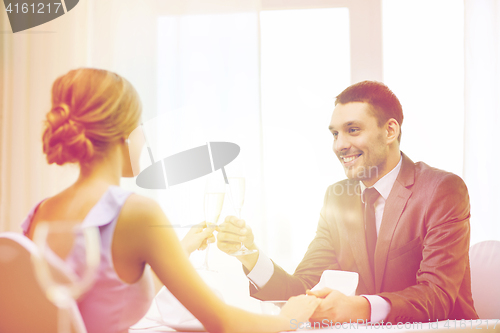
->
xmin=349 ymin=128 xmax=359 ymax=134
xmin=332 ymin=132 xmax=338 ymax=139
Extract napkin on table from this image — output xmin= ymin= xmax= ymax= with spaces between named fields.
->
xmin=310 ymin=270 xmax=359 ymax=296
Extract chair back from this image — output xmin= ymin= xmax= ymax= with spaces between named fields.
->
xmin=0 ymin=232 xmax=85 ymax=333
xmin=470 ymin=240 xmax=500 ymax=319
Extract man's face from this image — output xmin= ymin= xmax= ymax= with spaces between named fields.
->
xmin=329 ymin=102 xmax=388 ymax=184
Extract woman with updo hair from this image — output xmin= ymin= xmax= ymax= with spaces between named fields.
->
xmin=21 ymin=68 xmax=319 ymax=333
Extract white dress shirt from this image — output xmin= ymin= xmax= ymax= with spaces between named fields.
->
xmin=247 ymin=154 xmax=403 ymax=323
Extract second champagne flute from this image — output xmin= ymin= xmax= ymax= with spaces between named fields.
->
xmin=227 ymin=177 xmax=257 ymax=256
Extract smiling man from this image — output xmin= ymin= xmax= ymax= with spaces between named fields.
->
xmin=217 ymin=81 xmax=478 ymax=324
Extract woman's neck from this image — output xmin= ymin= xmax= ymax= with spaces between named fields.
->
xmin=75 ymin=145 xmax=122 ymax=188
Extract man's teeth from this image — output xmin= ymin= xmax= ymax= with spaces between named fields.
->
xmin=343 ymin=155 xmax=359 ymax=163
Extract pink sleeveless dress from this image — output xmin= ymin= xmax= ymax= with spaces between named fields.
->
xmin=21 ymin=186 xmax=155 ymax=333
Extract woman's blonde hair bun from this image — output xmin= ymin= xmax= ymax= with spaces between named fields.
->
xmin=43 ymin=103 xmax=94 ymax=165
xmin=42 ymin=68 xmax=142 ymax=165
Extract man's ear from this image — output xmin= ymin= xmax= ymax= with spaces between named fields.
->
xmin=386 ymin=118 xmax=400 ymax=144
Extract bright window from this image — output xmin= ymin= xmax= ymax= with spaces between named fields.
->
xmin=260 ymin=8 xmax=350 ymax=270
xmin=383 ymin=0 xmax=465 ymax=177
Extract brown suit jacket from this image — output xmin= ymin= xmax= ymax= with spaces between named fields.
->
xmin=250 ymin=153 xmax=478 ymax=323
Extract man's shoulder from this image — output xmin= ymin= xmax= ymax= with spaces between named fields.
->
xmin=406 ymin=160 xmax=469 ymax=204
xmin=409 ymin=160 xmax=470 ymax=221
xmin=412 ymin=161 xmax=466 ymax=189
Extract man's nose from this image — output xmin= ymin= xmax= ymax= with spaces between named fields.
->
xmin=334 ymin=133 xmax=351 ymax=153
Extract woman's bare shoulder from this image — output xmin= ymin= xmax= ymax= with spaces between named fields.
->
xmin=115 ymin=194 xmax=175 ymax=264
xmin=119 ymin=194 xmax=168 ymax=227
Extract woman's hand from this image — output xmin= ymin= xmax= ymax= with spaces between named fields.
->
xmin=180 ymin=222 xmax=216 ymax=256
xmin=279 ymin=294 xmax=321 ymax=327
xmin=306 ymin=288 xmax=370 ymax=323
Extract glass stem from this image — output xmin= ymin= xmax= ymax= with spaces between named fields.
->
xmin=58 ymin=301 xmax=72 ymax=333
xmin=70 ymin=300 xmax=87 ymax=333
xmin=203 ymin=243 xmax=211 ymax=270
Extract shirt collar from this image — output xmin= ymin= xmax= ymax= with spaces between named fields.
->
xmin=360 ymin=154 xmax=403 ymax=201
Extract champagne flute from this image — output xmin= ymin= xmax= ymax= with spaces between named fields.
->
xmin=227 ymin=177 xmax=257 ymax=256
xmin=199 ymin=177 xmax=225 ymax=271
xmin=31 ymin=221 xmax=100 ymax=333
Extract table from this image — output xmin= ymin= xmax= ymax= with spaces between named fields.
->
xmin=130 ymin=319 xmax=500 ymax=333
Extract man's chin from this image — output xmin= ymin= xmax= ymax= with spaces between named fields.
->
xmin=344 ymin=165 xmax=378 ymax=180
xmin=344 ymin=167 xmax=362 ymax=181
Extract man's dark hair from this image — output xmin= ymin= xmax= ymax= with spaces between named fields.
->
xmin=335 ymin=80 xmax=403 ymax=142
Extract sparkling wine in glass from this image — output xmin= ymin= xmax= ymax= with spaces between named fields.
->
xmin=200 ymin=176 xmax=225 ymax=271
xmin=204 ymin=192 xmax=225 ymax=227
xmin=227 ymin=177 xmax=257 ymax=256
xmin=31 ymin=221 xmax=100 ymax=333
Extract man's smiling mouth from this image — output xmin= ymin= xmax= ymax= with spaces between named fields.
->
xmin=341 ymin=154 xmax=362 ymax=165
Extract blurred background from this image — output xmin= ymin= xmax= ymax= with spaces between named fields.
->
xmin=1 ymin=0 xmax=499 ymax=274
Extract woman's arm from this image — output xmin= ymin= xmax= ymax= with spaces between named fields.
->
xmin=120 ymin=195 xmax=319 ymax=333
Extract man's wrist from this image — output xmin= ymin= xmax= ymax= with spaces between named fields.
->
xmin=355 ymin=296 xmax=371 ymax=322
xmin=360 ymin=295 xmax=390 ymax=323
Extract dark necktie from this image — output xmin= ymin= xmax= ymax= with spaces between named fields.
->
xmin=363 ymin=187 xmax=380 ymax=275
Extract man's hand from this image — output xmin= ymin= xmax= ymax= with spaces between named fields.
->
xmin=306 ymin=288 xmax=371 ymax=323
xmin=180 ymin=222 xmax=215 ymax=256
xmin=216 ymin=216 xmax=259 ymax=270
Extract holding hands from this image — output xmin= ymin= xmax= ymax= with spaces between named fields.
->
xmin=280 ymin=295 xmax=322 ymax=326
xmin=306 ymin=288 xmax=370 ymax=323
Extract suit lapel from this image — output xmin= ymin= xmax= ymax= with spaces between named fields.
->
xmin=335 ymin=182 xmax=375 ymax=294
xmin=374 ymin=153 xmax=415 ymax=293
